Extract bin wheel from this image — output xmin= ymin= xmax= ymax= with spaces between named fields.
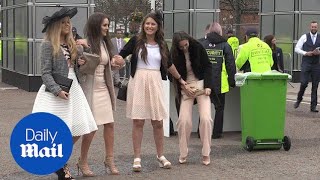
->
xmin=246 ymin=136 xmax=255 ymax=152
xmin=283 ymin=136 xmax=291 ymax=151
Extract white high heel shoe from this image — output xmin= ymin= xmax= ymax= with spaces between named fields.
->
xmin=157 ymin=156 xmax=172 ymax=169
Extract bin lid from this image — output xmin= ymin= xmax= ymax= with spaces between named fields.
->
xmin=235 ymin=71 xmax=292 ymax=86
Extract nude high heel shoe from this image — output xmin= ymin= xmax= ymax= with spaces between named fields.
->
xmin=104 ymin=156 xmax=120 ymax=175
xmin=76 ymin=158 xmax=95 ymax=177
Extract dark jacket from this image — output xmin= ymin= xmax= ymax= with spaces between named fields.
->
xmin=170 ymin=40 xmax=213 ymax=99
xmin=119 ymin=36 xmax=172 ymax=80
xmin=271 ymin=47 xmax=284 ymax=72
xmin=199 ymin=32 xmax=236 ymax=94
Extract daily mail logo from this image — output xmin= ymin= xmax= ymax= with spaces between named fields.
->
xmin=20 ymin=129 xmax=62 ymax=158
xmin=10 ymin=112 xmax=72 ymax=175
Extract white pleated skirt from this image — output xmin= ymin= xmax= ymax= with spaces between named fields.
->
xmin=32 ymin=68 xmax=98 ymax=136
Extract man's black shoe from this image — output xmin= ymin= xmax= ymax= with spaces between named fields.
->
xmin=294 ymin=100 xmax=301 ymax=109
xmin=212 ymin=134 xmax=222 ymax=139
xmin=310 ymin=108 xmax=319 ymax=113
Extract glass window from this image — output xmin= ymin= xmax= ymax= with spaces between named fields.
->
xmin=69 ymin=8 xmax=88 ymax=38
xmin=2 ymin=10 xmax=7 ymax=37
xmin=14 ymin=0 xmax=28 ymax=5
xmin=174 ymin=13 xmax=189 ymax=34
xmin=174 ymin=0 xmax=189 ymax=10
xmin=300 ymin=15 xmax=320 ymax=36
xmin=260 ymin=15 xmax=274 ymax=39
xmin=15 ymin=41 xmax=28 ymax=73
xmin=2 ymin=41 xmax=7 ymax=68
xmin=277 ymin=43 xmax=293 ymax=73
xmin=301 ymin=0 xmax=320 ymax=11
xmin=15 ymin=7 xmax=28 ymax=38
xmin=8 ymin=9 xmax=14 ymax=38
xmin=275 ymin=0 xmax=294 ymax=12
xmin=196 ymin=0 xmax=214 ymax=9
xmin=8 ymin=41 xmax=14 ymax=70
xmin=274 ymin=15 xmax=294 ymax=42
xmin=36 ymin=7 xmax=88 ymax=38
xmin=34 ymin=42 xmax=42 ymax=75
xmin=164 ymin=14 xmax=173 ymax=39
xmin=164 ymin=0 xmax=173 ymax=11
xmin=35 ymin=0 xmax=88 ymax=3
xmin=195 ymin=13 xmax=214 ymax=39
xmin=261 ymin=0 xmax=274 ymax=13
xmin=8 ymin=0 xmax=13 ymax=6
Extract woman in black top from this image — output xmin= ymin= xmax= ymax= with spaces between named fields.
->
xmin=264 ymin=35 xmax=284 ymax=72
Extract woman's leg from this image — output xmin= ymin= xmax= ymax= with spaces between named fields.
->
xmin=103 ymin=122 xmax=119 ymax=174
xmin=132 ymin=119 xmax=145 ymax=158
xmin=197 ymin=95 xmax=213 ymax=164
xmin=104 ymin=123 xmax=115 ymax=157
xmin=73 ymin=136 xmax=81 ymax=144
xmin=77 ymin=131 xmax=96 ymax=176
xmin=151 ymin=120 xmax=164 ymax=157
xmin=177 ymin=98 xmax=194 ymax=159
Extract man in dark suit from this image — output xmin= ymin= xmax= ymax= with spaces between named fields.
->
xmin=111 ymin=30 xmax=127 ymax=87
xmin=294 ymin=21 xmax=320 ymax=113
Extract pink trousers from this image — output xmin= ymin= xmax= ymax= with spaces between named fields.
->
xmin=177 ymin=94 xmax=213 ymax=158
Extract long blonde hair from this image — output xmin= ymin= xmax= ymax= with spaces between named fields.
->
xmin=44 ymin=17 xmax=77 ymax=64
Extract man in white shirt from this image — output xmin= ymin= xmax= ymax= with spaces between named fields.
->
xmin=294 ymin=21 xmax=320 ymax=112
xmin=111 ymin=30 xmax=127 ymax=87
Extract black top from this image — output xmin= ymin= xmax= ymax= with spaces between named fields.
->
xmin=302 ymin=33 xmax=320 ymax=64
xmin=199 ymin=32 xmax=236 ymax=94
xmin=271 ymin=47 xmax=284 ymax=72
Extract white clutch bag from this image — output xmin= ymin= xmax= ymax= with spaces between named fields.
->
xmin=181 ymin=80 xmax=205 ymax=100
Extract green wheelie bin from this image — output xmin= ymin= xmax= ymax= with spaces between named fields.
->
xmin=236 ymin=71 xmax=291 ymax=152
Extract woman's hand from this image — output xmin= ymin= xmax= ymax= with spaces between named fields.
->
xmin=76 ymin=39 xmax=89 ymax=48
xmin=77 ymin=58 xmax=86 ymax=66
xmin=204 ymin=88 xmax=211 ymax=96
xmin=181 ymin=84 xmax=195 ymax=97
xmin=111 ymin=55 xmax=125 ymax=69
xmin=58 ymin=90 xmax=69 ymax=100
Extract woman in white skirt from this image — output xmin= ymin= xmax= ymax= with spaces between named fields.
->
xmin=32 ymin=7 xmax=97 ymax=179
xmin=117 ymin=11 xmax=187 ymax=172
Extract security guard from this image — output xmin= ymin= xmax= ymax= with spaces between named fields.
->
xmin=236 ymin=28 xmax=273 ymax=73
xmin=226 ymin=30 xmax=240 ymax=57
xmin=199 ymin=22 xmax=236 ymax=139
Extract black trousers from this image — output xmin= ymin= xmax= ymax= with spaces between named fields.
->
xmin=297 ymin=61 xmax=320 ymax=109
xmin=210 ymin=93 xmax=226 ymax=136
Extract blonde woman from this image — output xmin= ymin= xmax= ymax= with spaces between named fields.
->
xmin=32 ymin=7 xmax=97 ymax=179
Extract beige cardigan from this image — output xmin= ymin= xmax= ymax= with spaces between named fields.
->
xmin=79 ymin=41 xmax=116 ymax=111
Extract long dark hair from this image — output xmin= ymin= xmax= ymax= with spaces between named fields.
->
xmin=170 ymin=31 xmax=198 ymax=64
xmin=264 ymin=34 xmax=276 ymax=52
xmin=84 ymin=12 xmax=114 ymax=57
xmin=135 ymin=11 xmax=168 ymax=67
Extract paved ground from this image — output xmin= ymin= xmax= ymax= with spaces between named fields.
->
xmin=0 ymin=81 xmax=319 ymax=180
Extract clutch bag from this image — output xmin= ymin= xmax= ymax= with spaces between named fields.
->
xmin=80 ymin=52 xmax=100 ymax=75
xmin=45 ymin=73 xmax=73 ymax=93
xmin=181 ymin=80 xmax=205 ymax=100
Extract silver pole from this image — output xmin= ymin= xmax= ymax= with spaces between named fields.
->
xmin=151 ymin=0 xmax=155 ymax=10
